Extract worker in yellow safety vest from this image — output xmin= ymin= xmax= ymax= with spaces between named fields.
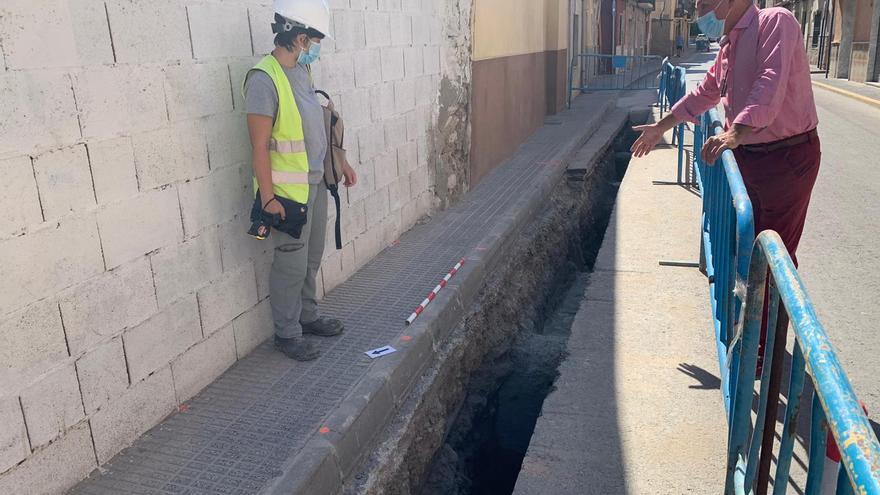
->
xmin=244 ymin=0 xmax=357 ymax=361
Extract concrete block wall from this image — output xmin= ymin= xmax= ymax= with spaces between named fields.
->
xmin=0 ymin=0 xmax=447 ymax=491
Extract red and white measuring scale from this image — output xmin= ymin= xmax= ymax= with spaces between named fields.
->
xmin=405 ymin=258 xmax=465 ymax=325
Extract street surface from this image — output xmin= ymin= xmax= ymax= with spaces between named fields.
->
xmin=798 ymin=86 xmax=880 ymax=418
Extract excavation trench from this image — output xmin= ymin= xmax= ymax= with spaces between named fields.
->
xmin=347 ymin=124 xmax=640 ymax=495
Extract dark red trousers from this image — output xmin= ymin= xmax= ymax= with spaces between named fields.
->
xmin=733 ymin=132 xmax=821 ymax=368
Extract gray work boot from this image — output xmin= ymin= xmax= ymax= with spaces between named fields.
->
xmin=274 ymin=335 xmax=320 ymax=361
xmin=301 ymin=317 xmax=344 ymax=337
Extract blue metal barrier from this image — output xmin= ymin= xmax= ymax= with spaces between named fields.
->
xmin=687 ymin=104 xmax=880 ymax=493
xmin=655 ymin=63 xmax=693 ymax=186
xmin=692 ymin=107 xmax=755 ymax=416
xmin=725 ymin=231 xmax=880 ymax=495
xmin=568 ymin=53 xmax=662 ymax=107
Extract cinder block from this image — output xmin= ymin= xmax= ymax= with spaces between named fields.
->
xmin=171 ymin=324 xmax=236 ymax=403
xmin=415 ymin=103 xmax=435 ymax=137
xmin=416 ymin=133 xmax=430 ymax=167
xmin=365 ymin=186 xmax=390 ymax=228
xmin=409 ymin=164 xmax=431 ymax=196
xmin=319 ymin=53 xmax=356 ymax=93
xmin=87 ymin=137 xmax=139 ymax=205
xmin=353 ymin=224 xmax=382 ymax=268
xmin=205 ymin=113 xmax=251 ymax=170
xmin=0 ymin=397 xmax=29 ymax=474
xmin=0 ymin=422 xmax=95 ymax=495
xmin=75 ymin=338 xmax=128 ymax=415
xmin=132 ymin=120 xmax=210 ymax=190
xmin=390 ymin=14 xmax=412 ymax=46
xmin=72 ymin=65 xmax=167 ymax=139
xmin=229 ymin=56 xmax=262 ymax=111
xmin=19 ymin=364 xmax=84 ymax=448
xmin=33 ymin=145 xmax=96 ymax=221
xmin=369 ymin=82 xmax=396 ymax=121
xmin=384 ymin=115 xmax=408 ymax=149
xmin=254 ymin=254 xmax=274 ymax=301
xmin=197 ymin=264 xmax=258 ymax=335
xmin=232 ymin=299 xmax=273 ymax=358
xmin=364 ymin=12 xmax=391 ymax=48
xmin=179 ymin=167 xmax=244 ymax=238
xmin=339 ymin=241 xmax=357 ymax=281
xmin=374 ymin=149 xmax=399 ymax=188
xmin=401 ymin=195 xmax=425 ymax=230
xmin=124 ymin=296 xmax=201 ymax=383
xmin=397 ymin=140 xmax=419 ymax=176
xmin=348 ymin=160 xmax=376 ymax=204
xmin=402 ymin=0 xmax=421 ymax=13
xmin=379 ymin=0 xmax=402 ymax=10
xmin=97 ymin=187 xmax=183 ymax=269
xmin=89 ymin=366 xmax=176 ymax=464
xmin=380 ymin=47 xmax=405 ymax=82
xmin=0 ymin=70 xmax=80 ymax=157
xmin=411 ymin=15 xmax=430 ymax=46
xmin=320 ymin=249 xmax=345 ymax=295
xmin=60 ymin=258 xmax=158 ymax=356
xmin=0 ymin=301 xmax=67 ymax=385
xmin=333 ymin=11 xmax=366 ymax=52
xmin=188 ymin=3 xmax=252 ymax=60
xmin=356 ymin=124 xmax=386 ymax=162
xmin=338 ymin=89 xmax=372 ymax=131
xmin=0 ymin=214 xmax=104 ymax=315
xmin=105 ymin=0 xmax=191 ymax=64
xmin=394 ymin=78 xmax=416 ymax=113
xmin=380 ymin=208 xmax=402 ymax=246
xmin=388 ymin=174 xmax=411 ymax=212
xmin=353 ymin=49 xmax=381 ymax=88
xmin=0 ymin=0 xmax=113 ymax=69
xmin=341 ymin=200 xmax=367 ymax=240
xmin=165 ymin=63 xmax=234 ymax=121
xmin=404 ymin=46 xmax=424 ymax=77
xmin=0 ymin=421 xmax=97 ymax=495
xmin=219 ymin=216 xmax=268 ymax=272
xmin=0 ymin=155 xmax=42 ymax=235
xmin=150 ymin=229 xmax=223 ymax=308
xmin=248 ymin=5 xmax=275 ymax=56
xmin=424 ymin=45 xmax=441 ymax=75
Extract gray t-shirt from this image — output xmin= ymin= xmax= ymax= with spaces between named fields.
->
xmin=244 ymin=62 xmax=327 ymax=185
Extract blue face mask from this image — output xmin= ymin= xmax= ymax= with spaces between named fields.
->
xmin=298 ymin=41 xmax=321 ymax=65
xmin=696 ymin=1 xmax=726 ymax=39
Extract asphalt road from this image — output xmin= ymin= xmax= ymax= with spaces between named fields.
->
xmin=797 ymin=86 xmax=880 ymax=417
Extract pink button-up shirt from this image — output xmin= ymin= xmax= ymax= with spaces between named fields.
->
xmin=671 ymin=6 xmax=819 ymax=145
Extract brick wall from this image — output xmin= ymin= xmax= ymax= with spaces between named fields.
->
xmin=0 ymin=0 xmax=449 ymax=491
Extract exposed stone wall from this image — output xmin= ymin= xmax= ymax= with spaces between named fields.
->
xmin=0 ymin=0 xmax=466 ymax=491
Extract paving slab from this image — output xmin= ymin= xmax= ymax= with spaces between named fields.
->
xmin=513 ymin=107 xmax=728 ymax=495
xmin=69 ymin=88 xmax=642 ymax=495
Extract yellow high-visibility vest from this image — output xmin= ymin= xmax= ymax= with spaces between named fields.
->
xmin=243 ymin=55 xmax=310 ymax=204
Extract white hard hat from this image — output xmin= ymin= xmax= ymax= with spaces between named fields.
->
xmin=273 ymin=0 xmax=333 ymax=40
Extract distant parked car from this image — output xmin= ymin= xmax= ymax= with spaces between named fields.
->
xmin=695 ymin=34 xmax=710 ymax=52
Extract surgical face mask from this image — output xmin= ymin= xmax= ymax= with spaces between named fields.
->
xmin=696 ymin=0 xmax=726 ymax=39
xmin=298 ymin=39 xmax=321 ymax=65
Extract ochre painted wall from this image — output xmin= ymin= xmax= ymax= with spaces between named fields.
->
xmin=473 ymin=0 xmax=568 ymax=60
xmin=469 ymin=0 xmax=569 ymax=186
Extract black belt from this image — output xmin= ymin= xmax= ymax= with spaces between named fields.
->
xmin=740 ymin=128 xmax=818 ymax=154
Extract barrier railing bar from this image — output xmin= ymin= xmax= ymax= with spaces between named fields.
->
xmin=725 ymin=231 xmax=880 ymax=495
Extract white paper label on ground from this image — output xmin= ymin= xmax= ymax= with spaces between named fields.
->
xmin=365 ymin=346 xmax=397 ymax=359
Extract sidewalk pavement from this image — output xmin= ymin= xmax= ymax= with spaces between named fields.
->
xmin=69 ymin=89 xmax=628 ymax=495
xmin=811 ymin=75 xmax=880 ymax=109
xmin=513 ymin=109 xmax=728 ymax=494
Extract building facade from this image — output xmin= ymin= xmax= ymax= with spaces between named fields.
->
xmin=799 ymin=0 xmax=880 ymax=83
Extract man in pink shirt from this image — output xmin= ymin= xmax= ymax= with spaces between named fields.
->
xmin=632 ymin=0 xmax=820 ymax=267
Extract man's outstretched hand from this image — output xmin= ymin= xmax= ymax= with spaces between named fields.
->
xmin=630 ymin=124 xmax=665 ymax=158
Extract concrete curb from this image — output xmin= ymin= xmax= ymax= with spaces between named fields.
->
xmin=812 ymin=79 xmax=880 ymax=109
xmin=260 ymin=95 xmax=628 ymax=495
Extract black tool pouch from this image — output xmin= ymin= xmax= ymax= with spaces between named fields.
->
xmin=249 ymin=192 xmax=309 ymax=240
